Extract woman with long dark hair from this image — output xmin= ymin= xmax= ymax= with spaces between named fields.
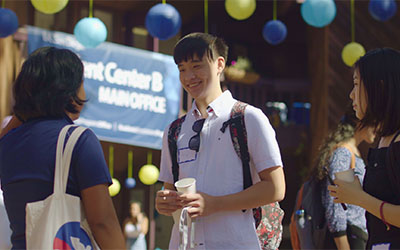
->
xmin=329 ymin=48 xmax=400 ymax=248
xmin=123 ymin=201 xmax=148 ymax=250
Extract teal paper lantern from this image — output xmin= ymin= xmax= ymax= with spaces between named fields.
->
xmin=301 ymin=0 xmax=337 ymax=28
xmin=74 ymin=17 xmax=107 ymax=48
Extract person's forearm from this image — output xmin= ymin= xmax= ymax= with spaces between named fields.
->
xmin=213 ymin=179 xmax=285 ymax=213
xmin=82 ymin=184 xmax=126 ymax=249
xmin=141 ymin=218 xmax=149 ymax=235
xmin=357 ymin=191 xmax=400 ymax=228
xmin=90 ymin=216 xmax=126 ymax=249
xmin=334 ymin=235 xmax=350 ymax=250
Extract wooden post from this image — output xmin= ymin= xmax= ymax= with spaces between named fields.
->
xmin=146 ymin=38 xmax=159 ymax=250
xmin=308 ymin=26 xmax=330 ymax=167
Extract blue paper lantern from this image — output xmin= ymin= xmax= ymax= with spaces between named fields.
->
xmin=301 ymin=0 xmax=336 ymax=28
xmin=125 ymin=178 xmax=136 ymax=189
xmin=369 ymin=0 xmax=397 ymax=22
xmin=145 ymin=3 xmax=181 ymax=40
xmin=74 ymin=17 xmax=107 ymax=48
xmin=0 ymin=8 xmax=19 ymax=38
xmin=262 ymin=20 xmax=287 ymax=45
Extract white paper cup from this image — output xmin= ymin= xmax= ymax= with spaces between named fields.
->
xmin=334 ymin=169 xmax=355 ymax=183
xmin=172 ymin=178 xmax=196 ymax=224
xmin=174 ymin=178 xmax=196 ymax=194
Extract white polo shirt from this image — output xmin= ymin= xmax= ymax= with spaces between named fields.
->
xmin=159 ymin=90 xmax=283 ymax=250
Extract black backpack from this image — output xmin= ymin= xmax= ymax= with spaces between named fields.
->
xmin=289 ymin=144 xmax=355 ymax=249
xmin=289 ymin=177 xmax=333 ymax=249
xmin=167 ymin=101 xmax=284 ymax=249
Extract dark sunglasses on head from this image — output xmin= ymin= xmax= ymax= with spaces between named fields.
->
xmin=188 ymin=118 xmax=205 ymax=152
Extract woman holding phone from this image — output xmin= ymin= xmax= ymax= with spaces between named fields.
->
xmin=329 ymin=48 xmax=400 ymax=249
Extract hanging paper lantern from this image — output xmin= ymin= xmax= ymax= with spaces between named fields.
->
xmin=301 ymin=0 xmax=336 ymax=28
xmin=342 ymin=42 xmax=366 ymax=67
xmin=368 ymin=0 xmax=397 ymax=22
xmin=109 ymin=178 xmax=121 ymax=197
xmin=138 ymin=164 xmax=159 ymax=185
xmin=30 ymin=0 xmax=69 ymax=14
xmin=0 ymin=8 xmax=18 ymax=38
xmin=125 ymin=178 xmax=136 ymax=189
xmin=225 ymin=0 xmax=256 ymax=21
xmin=145 ymin=3 xmax=181 ymax=40
xmin=262 ymin=20 xmax=287 ymax=45
xmin=74 ymin=17 xmax=107 ymax=48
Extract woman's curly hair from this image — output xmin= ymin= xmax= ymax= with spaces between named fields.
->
xmin=311 ymin=107 xmax=359 ymax=180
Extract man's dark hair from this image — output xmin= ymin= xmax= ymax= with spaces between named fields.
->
xmin=355 ymin=47 xmax=400 ymax=137
xmin=173 ymin=32 xmax=228 ymax=64
xmin=13 ymin=46 xmax=85 ymax=121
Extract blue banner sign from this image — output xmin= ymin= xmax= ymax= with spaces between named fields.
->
xmin=28 ymin=26 xmax=180 ymax=149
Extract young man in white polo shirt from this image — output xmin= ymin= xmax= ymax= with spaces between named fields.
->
xmin=155 ymin=32 xmax=285 ymax=249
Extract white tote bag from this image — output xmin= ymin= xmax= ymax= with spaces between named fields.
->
xmin=26 ymin=125 xmax=99 ymax=250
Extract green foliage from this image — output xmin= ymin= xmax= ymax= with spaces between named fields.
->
xmin=231 ymin=56 xmax=254 ymax=72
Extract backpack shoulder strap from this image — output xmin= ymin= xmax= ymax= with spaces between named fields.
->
xmin=338 ymin=144 xmax=355 ymax=169
xmin=167 ymin=115 xmax=186 ymax=184
xmin=221 ymin=101 xmax=252 ymax=189
xmin=222 ymin=102 xmax=269 ymax=228
xmin=295 ymin=184 xmax=305 ymax=210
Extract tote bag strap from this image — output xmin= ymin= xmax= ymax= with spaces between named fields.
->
xmin=61 ymin=126 xmax=87 ymax=192
xmin=54 ymin=125 xmax=74 ymax=195
xmin=54 ymin=125 xmax=87 ymax=195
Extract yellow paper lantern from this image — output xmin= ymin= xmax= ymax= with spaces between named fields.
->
xmin=138 ymin=164 xmax=159 ymax=185
xmin=342 ymin=42 xmax=366 ymax=67
xmin=225 ymin=0 xmax=256 ymax=21
xmin=109 ymin=178 xmax=121 ymax=197
xmin=31 ymin=0 xmax=69 ymax=14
